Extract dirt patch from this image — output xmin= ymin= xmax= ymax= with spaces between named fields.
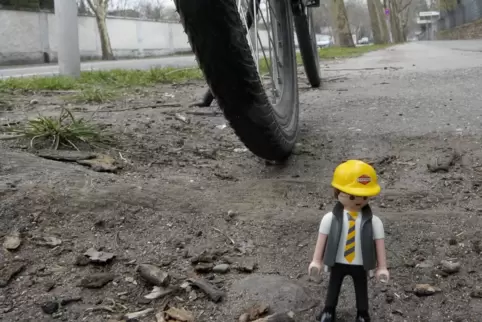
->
xmin=2 ymin=62 xmax=482 ymax=322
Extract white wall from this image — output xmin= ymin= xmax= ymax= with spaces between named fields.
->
xmin=0 ymin=9 xmax=273 ymax=66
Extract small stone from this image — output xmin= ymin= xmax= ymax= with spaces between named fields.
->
xmin=60 ymin=296 xmax=82 ymax=306
xmin=236 ymin=260 xmax=257 ymax=273
xmin=414 ymin=284 xmax=441 ymax=296
xmin=239 ymin=313 xmax=249 ymax=322
xmin=470 ymin=287 xmax=482 ymax=298
xmin=195 ymin=263 xmax=214 ymax=273
xmin=243 ymin=302 xmax=270 ymax=320
xmin=79 ymin=272 xmax=115 ymax=288
xmin=41 ymin=301 xmax=59 ymax=314
xmin=137 ymin=264 xmax=170 ymax=286
xmin=3 ymin=232 xmax=21 ymax=250
xmin=440 ymin=260 xmax=461 ymax=274
xmin=84 ymin=248 xmax=116 ymax=264
xmin=416 ymin=260 xmax=434 ymax=269
xmin=385 ymin=291 xmax=395 ymax=303
xmin=75 ymin=255 xmax=90 ymax=266
xmin=191 ymin=252 xmax=216 ymax=264
xmin=213 ymin=264 xmax=230 ymax=274
xmin=0 ymin=261 xmax=26 ymax=287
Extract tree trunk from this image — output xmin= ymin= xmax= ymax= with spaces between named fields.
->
xmin=374 ymin=0 xmax=390 ymax=43
xmin=389 ymin=1 xmax=404 ymax=43
xmin=95 ymin=13 xmax=115 ymax=60
xmin=366 ymin=0 xmax=383 ymax=43
xmin=331 ymin=0 xmax=355 ymax=47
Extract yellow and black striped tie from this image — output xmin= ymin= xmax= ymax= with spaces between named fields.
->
xmin=344 ymin=211 xmax=358 ymax=263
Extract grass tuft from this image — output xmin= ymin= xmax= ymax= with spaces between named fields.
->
xmin=69 ymin=87 xmax=117 ymax=103
xmin=4 ymin=107 xmax=111 ymax=150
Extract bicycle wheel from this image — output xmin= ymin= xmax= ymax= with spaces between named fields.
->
xmin=294 ymin=6 xmax=321 ymax=87
xmin=175 ymin=0 xmax=299 ymax=161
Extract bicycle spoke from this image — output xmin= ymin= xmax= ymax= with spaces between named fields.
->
xmin=237 ymin=0 xmax=283 ymax=104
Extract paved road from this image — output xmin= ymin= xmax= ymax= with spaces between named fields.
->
xmin=0 ymin=54 xmax=197 ymax=79
xmin=303 ymin=39 xmax=482 ymax=139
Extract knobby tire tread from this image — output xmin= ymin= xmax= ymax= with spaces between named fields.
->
xmin=175 ymin=0 xmax=299 ymax=161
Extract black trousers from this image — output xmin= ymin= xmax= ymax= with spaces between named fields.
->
xmin=323 ymin=263 xmax=369 ymax=316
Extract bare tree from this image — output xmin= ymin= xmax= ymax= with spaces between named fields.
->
xmin=331 ymin=0 xmax=355 ymax=47
xmin=345 ymin=0 xmax=371 ymax=39
xmin=86 ymin=0 xmax=115 ymax=60
xmin=367 ymin=0 xmax=390 ymax=43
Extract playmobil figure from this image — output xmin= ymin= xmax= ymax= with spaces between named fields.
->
xmin=309 ymin=160 xmax=389 ymax=322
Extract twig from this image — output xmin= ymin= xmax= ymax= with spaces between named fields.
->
xmin=212 ymin=227 xmax=235 ymax=245
xmin=85 ymin=306 xmax=115 ymax=313
xmin=0 ymin=134 xmax=24 ymax=140
xmin=185 ymin=111 xmax=223 ymax=116
xmin=118 ymin=152 xmax=128 ymax=163
xmin=92 ymin=103 xmax=182 ymax=113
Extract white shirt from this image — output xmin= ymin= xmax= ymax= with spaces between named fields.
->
xmin=319 ymin=210 xmax=385 ymax=266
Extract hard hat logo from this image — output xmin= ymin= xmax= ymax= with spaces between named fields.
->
xmin=357 ymin=175 xmax=371 ymax=185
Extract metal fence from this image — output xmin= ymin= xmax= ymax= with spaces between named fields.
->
xmin=438 ymin=0 xmax=482 ymax=30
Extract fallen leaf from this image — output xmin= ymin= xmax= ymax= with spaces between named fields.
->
xmin=33 ymin=236 xmax=62 ymax=247
xmin=84 ymin=248 xmax=115 ymax=264
xmin=76 ymin=154 xmax=119 ymax=173
xmin=3 ymin=232 xmax=21 ymax=250
xmin=164 ymin=307 xmax=194 ymax=322
xmin=124 ymin=308 xmax=155 ymax=320
xmin=144 ymin=286 xmax=175 ymax=300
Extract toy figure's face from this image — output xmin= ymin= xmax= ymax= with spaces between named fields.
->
xmin=338 ymin=192 xmax=370 ymax=212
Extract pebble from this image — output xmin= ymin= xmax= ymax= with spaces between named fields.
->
xmin=79 ymin=272 xmax=115 ymax=288
xmin=413 ymin=284 xmax=441 ymax=296
xmin=137 ymin=264 xmax=170 ymax=286
xmin=440 ymin=260 xmax=461 ymax=274
xmin=195 ymin=263 xmax=214 ymax=273
xmin=213 ymin=264 xmax=230 ymax=274
xmin=41 ymin=301 xmax=59 ymax=314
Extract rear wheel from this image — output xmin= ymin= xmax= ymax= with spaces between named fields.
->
xmin=175 ymin=0 xmax=299 ymax=161
xmin=294 ymin=6 xmax=321 ymax=87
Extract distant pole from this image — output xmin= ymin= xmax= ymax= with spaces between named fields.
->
xmin=54 ymin=0 xmax=81 ymax=77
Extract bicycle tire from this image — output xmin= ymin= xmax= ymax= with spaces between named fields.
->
xmin=294 ymin=8 xmax=321 ymax=88
xmin=175 ymin=0 xmax=299 ymax=161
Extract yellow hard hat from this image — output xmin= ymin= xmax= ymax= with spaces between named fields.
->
xmin=331 ymin=160 xmax=381 ymax=197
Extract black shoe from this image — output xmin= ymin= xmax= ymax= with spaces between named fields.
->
xmin=320 ymin=312 xmax=335 ymax=322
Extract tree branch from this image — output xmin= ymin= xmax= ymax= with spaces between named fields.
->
xmin=397 ymin=0 xmax=413 ymax=13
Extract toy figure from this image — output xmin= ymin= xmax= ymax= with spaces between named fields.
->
xmin=309 ymin=160 xmax=389 ymax=322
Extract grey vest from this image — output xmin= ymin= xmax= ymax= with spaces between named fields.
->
xmin=323 ymin=202 xmax=377 ymax=271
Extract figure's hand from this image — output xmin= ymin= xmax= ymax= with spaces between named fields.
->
xmin=376 ymin=267 xmax=389 ymax=283
xmin=308 ymin=260 xmax=323 ymax=277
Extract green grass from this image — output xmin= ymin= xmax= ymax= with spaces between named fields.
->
xmin=2 ymin=107 xmax=112 ymax=150
xmin=0 ymin=45 xmax=389 ymax=94
xmin=0 ymin=67 xmax=203 ymax=94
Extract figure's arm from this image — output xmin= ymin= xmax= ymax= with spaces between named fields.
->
xmin=372 ymin=216 xmax=389 ymax=281
xmin=312 ymin=212 xmax=333 ymax=262
xmin=375 ymin=238 xmax=387 ymax=269
xmin=312 ymin=233 xmax=328 ymax=262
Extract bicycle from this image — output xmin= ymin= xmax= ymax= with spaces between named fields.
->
xmin=174 ymin=0 xmax=322 ymax=161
